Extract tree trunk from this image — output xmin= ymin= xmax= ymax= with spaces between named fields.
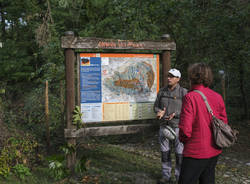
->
xmin=0 ymin=3 xmax=6 ymax=38
xmin=239 ymin=62 xmax=248 ymax=120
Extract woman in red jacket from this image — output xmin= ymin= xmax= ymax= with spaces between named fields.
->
xmin=178 ymin=63 xmax=228 ymax=184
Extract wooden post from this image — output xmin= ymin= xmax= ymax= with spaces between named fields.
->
xmin=60 ymin=80 xmax=65 ymax=133
xmin=76 ymin=53 xmax=80 ymax=106
xmin=64 ymin=31 xmax=76 ymax=172
xmin=60 ymin=80 xmax=64 ymax=114
xmin=222 ymin=77 xmax=225 ymax=102
xmin=45 ymin=80 xmax=50 ymax=153
xmin=161 ymin=34 xmax=171 ymax=88
xmin=219 ymin=70 xmax=226 ymax=102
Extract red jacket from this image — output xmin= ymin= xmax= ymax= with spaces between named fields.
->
xmin=179 ymin=85 xmax=228 ymax=159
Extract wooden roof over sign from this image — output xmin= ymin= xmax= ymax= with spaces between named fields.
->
xmin=61 ymin=36 xmax=176 ymax=51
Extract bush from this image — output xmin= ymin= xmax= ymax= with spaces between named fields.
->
xmin=0 ymin=134 xmax=40 ymax=178
xmin=12 ymin=164 xmax=32 ymax=180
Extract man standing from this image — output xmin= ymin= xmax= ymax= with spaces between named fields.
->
xmin=154 ymin=69 xmax=187 ymax=184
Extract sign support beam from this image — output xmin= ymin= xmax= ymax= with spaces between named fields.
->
xmin=65 ymin=31 xmax=76 ymax=172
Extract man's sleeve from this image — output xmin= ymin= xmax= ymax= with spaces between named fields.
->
xmin=179 ymin=95 xmax=194 ymax=144
xmin=174 ymin=87 xmax=188 ymax=118
xmin=153 ymin=91 xmax=162 ymax=113
xmin=181 ymin=87 xmax=188 ymax=97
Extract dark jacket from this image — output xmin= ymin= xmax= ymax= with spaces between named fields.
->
xmin=154 ymin=84 xmax=187 ymax=128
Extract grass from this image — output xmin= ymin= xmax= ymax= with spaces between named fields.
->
xmin=0 ymin=167 xmax=54 ymax=184
xmin=75 ymin=142 xmax=161 ymax=184
xmin=0 ymin=139 xmax=161 ymax=184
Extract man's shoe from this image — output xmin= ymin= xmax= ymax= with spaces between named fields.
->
xmin=157 ymin=177 xmax=172 ymax=184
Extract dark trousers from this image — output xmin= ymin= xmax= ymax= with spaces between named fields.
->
xmin=178 ymin=155 xmax=219 ymax=184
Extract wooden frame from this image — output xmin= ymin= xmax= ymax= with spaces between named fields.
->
xmin=65 ymin=124 xmax=155 ymax=138
xmin=61 ymin=31 xmax=175 ymax=170
xmin=61 ymin=36 xmax=176 ymax=50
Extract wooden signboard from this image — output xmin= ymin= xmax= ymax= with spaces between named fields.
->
xmin=61 ymin=31 xmax=176 ymax=170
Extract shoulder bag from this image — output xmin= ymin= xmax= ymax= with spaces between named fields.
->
xmin=194 ymin=90 xmax=238 ymax=149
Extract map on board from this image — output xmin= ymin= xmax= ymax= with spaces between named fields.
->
xmin=79 ymin=53 xmax=159 ymax=122
xmin=102 ymin=57 xmax=157 ymax=103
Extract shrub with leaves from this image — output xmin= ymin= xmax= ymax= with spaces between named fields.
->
xmin=46 ymin=142 xmax=90 ymax=181
xmin=12 ymin=164 xmax=31 ymax=180
xmin=48 ymin=160 xmax=69 ymax=180
xmin=0 ymin=134 xmax=39 ymax=178
xmin=72 ymin=106 xmax=84 ymax=129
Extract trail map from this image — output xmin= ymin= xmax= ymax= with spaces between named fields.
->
xmin=80 ymin=53 xmax=159 ymax=122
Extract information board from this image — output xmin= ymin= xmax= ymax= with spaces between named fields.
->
xmin=80 ymin=53 xmax=159 ymax=122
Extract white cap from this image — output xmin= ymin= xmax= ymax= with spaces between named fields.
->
xmin=168 ymin=68 xmax=181 ymax=78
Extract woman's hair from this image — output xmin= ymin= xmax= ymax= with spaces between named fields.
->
xmin=188 ymin=63 xmax=213 ymax=87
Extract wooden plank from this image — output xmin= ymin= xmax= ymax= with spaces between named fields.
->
xmin=64 ymin=45 xmax=76 ymax=171
xmin=65 ymin=48 xmax=75 ymax=129
xmin=45 ymin=80 xmax=50 ymax=153
xmin=64 ymin=124 xmax=156 ymax=138
xmin=76 ymin=53 xmax=80 ymax=106
xmin=61 ymin=37 xmax=176 ymax=51
xmin=161 ymin=51 xmax=171 ymax=87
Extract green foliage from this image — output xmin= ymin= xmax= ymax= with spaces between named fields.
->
xmin=12 ymin=164 xmax=31 ymax=180
xmin=74 ymin=156 xmax=90 ymax=173
xmin=72 ymin=106 xmax=85 ymax=129
xmin=48 ymin=160 xmax=69 ymax=180
xmin=60 ymin=144 xmax=76 ymax=156
xmin=0 ymin=134 xmax=39 ymax=178
xmin=46 ymin=153 xmax=68 ymax=180
xmin=0 ymin=0 xmax=249 ymax=133
xmin=2 ymin=83 xmax=64 ymax=146
xmin=0 ymin=161 xmax=10 ymax=178
xmin=46 ymin=143 xmax=87 ymax=180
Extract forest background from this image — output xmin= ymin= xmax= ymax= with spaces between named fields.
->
xmin=0 ymin=0 xmax=249 ymax=183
